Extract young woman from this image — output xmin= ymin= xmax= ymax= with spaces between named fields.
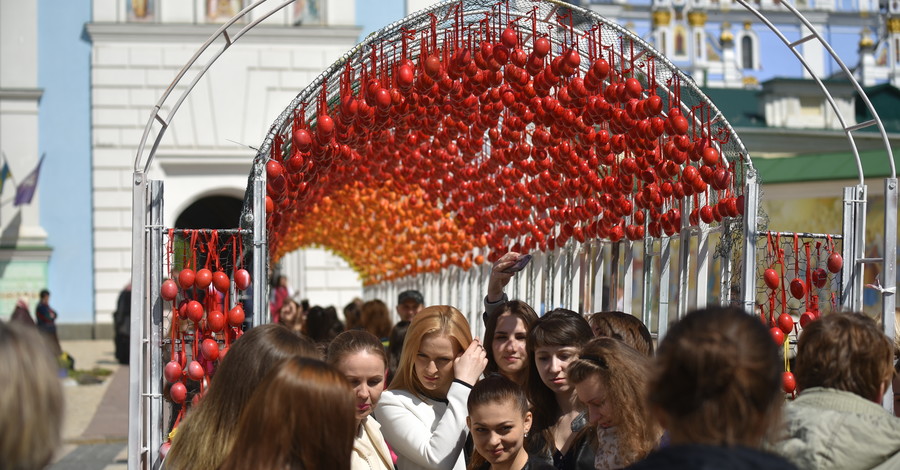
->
xmin=360 ymin=299 xmax=393 ymax=340
xmin=628 ymin=306 xmax=796 ymax=469
xmin=167 ymin=324 xmax=318 ymax=470
xmin=328 ymin=330 xmax=394 ymax=470
xmin=218 ymin=357 xmax=357 ymax=470
xmin=587 ymin=311 xmax=653 ymax=356
xmin=525 ymin=309 xmax=595 ymax=470
xmin=377 ymin=305 xmax=488 ymax=470
xmin=484 ymin=300 xmax=539 ymax=386
xmin=567 ymin=338 xmax=662 ymax=469
xmin=467 ymin=374 xmax=555 ymax=470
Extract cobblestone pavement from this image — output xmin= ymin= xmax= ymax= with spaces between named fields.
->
xmin=48 ymin=339 xmax=130 ymax=470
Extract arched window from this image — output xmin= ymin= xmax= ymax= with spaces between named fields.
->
xmin=741 ymin=35 xmax=754 ymax=69
xmin=675 ymin=26 xmax=687 ymax=56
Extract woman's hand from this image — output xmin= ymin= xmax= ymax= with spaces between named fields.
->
xmin=486 ymin=252 xmax=524 ymax=303
xmin=454 ymin=338 xmax=488 ymax=386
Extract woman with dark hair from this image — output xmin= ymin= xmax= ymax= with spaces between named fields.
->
xmin=328 ymin=330 xmax=394 ymax=470
xmin=466 ymin=374 xmax=554 ymax=470
xmin=483 ymin=300 xmax=539 ymax=386
xmin=167 ymin=324 xmax=318 ymax=470
xmin=525 ymin=310 xmax=595 ymax=470
xmin=218 ymin=357 xmax=357 ymax=470
xmin=567 ymin=338 xmax=662 ymax=468
xmin=307 ymin=305 xmax=345 ymax=344
xmin=377 ymin=305 xmax=487 ymax=470
xmin=627 ymin=306 xmax=795 ymax=469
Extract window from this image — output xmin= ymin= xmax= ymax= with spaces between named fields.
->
xmin=741 ymin=35 xmax=754 ymax=69
xmin=293 ymin=0 xmax=323 ymax=25
xmin=207 ymin=0 xmax=243 ymax=23
xmin=127 ymin=0 xmax=155 ymax=21
xmin=675 ymin=26 xmax=687 ymax=56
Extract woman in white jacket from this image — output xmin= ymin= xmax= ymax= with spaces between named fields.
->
xmin=377 ymin=305 xmax=488 ymax=470
xmin=328 ymin=330 xmax=395 ymax=470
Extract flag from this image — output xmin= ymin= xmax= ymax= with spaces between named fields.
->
xmin=14 ymin=154 xmax=44 ymax=206
xmin=0 ymin=162 xmax=9 ymax=194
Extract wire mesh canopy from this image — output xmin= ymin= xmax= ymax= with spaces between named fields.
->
xmin=243 ymin=0 xmax=752 ymax=284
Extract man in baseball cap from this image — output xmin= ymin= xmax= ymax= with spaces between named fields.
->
xmin=396 ymin=289 xmax=424 ymax=321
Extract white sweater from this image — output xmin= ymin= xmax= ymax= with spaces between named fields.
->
xmin=376 ymin=380 xmax=472 ymax=470
xmin=351 ymin=417 xmax=394 ymax=470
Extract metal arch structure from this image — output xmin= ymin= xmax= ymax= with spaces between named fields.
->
xmin=243 ymin=0 xmax=758 ymax=336
xmin=735 ymin=0 xmax=897 ymax=409
xmin=129 ymin=0 xmax=899 ymax=468
xmin=129 ymin=2 xmax=297 ymax=469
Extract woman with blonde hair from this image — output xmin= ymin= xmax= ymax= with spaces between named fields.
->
xmin=166 ymin=324 xmax=318 ymax=470
xmin=567 ymin=338 xmax=662 ymax=468
xmin=218 ymin=357 xmax=357 ymax=470
xmin=328 ymin=330 xmax=394 ymax=470
xmin=0 ymin=321 xmax=64 ymax=470
xmin=377 ymin=305 xmax=488 ymax=470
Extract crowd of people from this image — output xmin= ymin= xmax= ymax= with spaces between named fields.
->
xmin=3 ymin=253 xmax=900 ymax=470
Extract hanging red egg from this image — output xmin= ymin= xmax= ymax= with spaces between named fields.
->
xmin=187 ymin=360 xmax=205 ymax=381
xmin=777 ymin=313 xmax=794 ymax=335
xmin=501 ymin=27 xmax=517 ymax=48
xmin=170 ymin=382 xmax=187 ymax=404
xmin=207 ymin=310 xmax=226 ymax=332
xmin=201 ymin=338 xmax=220 ymax=361
xmin=764 ymin=268 xmax=780 ymax=290
xmin=812 ymin=268 xmax=828 ymax=288
xmin=827 ymin=253 xmax=843 ymax=273
xmin=782 ymin=371 xmax=797 ymax=393
xmin=292 ymin=128 xmax=312 ymax=152
xmin=228 ymin=305 xmax=245 ymax=326
xmin=195 ymin=268 xmax=213 ymax=290
xmin=800 ymin=311 xmax=816 ymax=328
xmin=234 ymin=268 xmax=251 ymax=290
xmin=770 ymin=327 xmax=785 ymax=345
xmin=534 ymin=37 xmax=551 ymax=57
xmin=212 ymin=271 xmax=230 ymax=292
xmin=265 ymin=160 xmax=284 ymax=180
xmin=185 ymin=300 xmax=204 ymax=323
xmin=164 ymin=360 xmax=183 ymax=383
xmin=790 ymin=278 xmax=806 ymax=299
xmin=160 ymin=279 xmax=178 ymax=302
xmin=178 ymin=269 xmax=195 ymax=290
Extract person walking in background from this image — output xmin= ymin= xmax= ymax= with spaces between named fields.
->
xmin=113 ymin=282 xmax=132 ymax=365
xmin=396 ymin=290 xmax=424 ymax=322
xmin=35 ymin=289 xmax=61 ymax=356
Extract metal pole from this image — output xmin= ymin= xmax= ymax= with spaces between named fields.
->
xmin=148 ymin=180 xmax=164 ymax=469
xmin=741 ymin=173 xmax=760 ymax=315
xmin=128 ymin=172 xmax=147 ymax=470
xmin=841 ymin=184 xmax=867 ymax=311
xmin=882 ymin=178 xmax=898 ymax=412
xmin=252 ymin=177 xmax=268 ymax=327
